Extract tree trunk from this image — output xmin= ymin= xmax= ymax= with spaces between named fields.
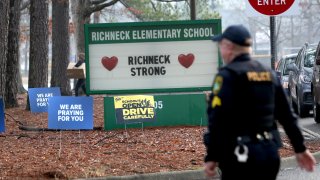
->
xmin=17 ymin=71 xmax=26 ymax=94
xmin=71 ymin=0 xmax=120 ymax=55
xmin=51 ymin=0 xmax=71 ymax=95
xmin=6 ymin=0 xmax=22 ymax=108
xmin=74 ymin=0 xmax=90 ymax=54
xmin=27 ymin=0 xmax=49 ymax=110
xmin=23 ymin=37 xmax=29 ymax=75
xmin=0 ymin=0 xmax=10 ymax=104
xmin=93 ymin=11 xmax=100 ymax=23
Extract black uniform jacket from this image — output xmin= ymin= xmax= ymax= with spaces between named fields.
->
xmin=205 ymin=54 xmax=306 ymax=162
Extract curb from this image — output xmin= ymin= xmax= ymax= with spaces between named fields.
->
xmin=77 ymin=152 xmax=320 ymax=180
xmin=301 ymin=127 xmax=320 ymax=139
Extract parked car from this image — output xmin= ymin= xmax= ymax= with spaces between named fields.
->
xmin=311 ymin=42 xmax=320 ymax=123
xmin=287 ymin=43 xmax=316 ymax=117
xmin=275 ymin=53 xmax=297 ymax=95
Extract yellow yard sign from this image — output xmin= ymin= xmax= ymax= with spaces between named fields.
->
xmin=114 ymin=95 xmax=156 ymax=124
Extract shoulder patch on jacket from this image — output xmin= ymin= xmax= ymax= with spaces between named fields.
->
xmin=213 ymin=76 xmax=223 ymax=95
xmin=211 ymin=96 xmax=221 ymax=108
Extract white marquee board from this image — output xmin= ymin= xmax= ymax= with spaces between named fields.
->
xmin=84 ymin=20 xmax=222 ymax=94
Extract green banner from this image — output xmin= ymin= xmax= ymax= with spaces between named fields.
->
xmin=104 ymin=93 xmax=208 ymax=130
xmin=87 ymin=20 xmax=221 ymax=44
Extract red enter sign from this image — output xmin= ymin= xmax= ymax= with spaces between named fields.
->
xmin=248 ymin=0 xmax=295 ymax=16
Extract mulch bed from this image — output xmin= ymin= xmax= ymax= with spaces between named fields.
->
xmin=0 ymin=94 xmax=319 ymax=179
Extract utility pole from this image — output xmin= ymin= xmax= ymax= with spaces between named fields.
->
xmin=190 ymin=0 xmax=196 ymax=20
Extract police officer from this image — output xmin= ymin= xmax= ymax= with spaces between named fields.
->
xmin=204 ymin=25 xmax=316 ymax=180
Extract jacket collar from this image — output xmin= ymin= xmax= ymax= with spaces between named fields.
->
xmin=232 ymin=53 xmax=251 ymax=63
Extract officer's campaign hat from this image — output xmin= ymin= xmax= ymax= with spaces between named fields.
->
xmin=212 ymin=25 xmax=252 ymax=47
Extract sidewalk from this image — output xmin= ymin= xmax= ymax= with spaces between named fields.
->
xmin=77 ymin=152 xmax=320 ymax=180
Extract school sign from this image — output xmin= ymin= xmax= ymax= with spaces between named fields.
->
xmin=85 ymin=20 xmax=221 ymax=94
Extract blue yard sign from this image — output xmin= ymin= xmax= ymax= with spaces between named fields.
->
xmin=0 ymin=97 xmax=5 ymax=133
xmin=48 ymin=96 xmax=93 ymax=130
xmin=28 ymin=87 xmax=61 ymax=113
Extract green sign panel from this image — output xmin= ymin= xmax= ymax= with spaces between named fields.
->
xmin=84 ymin=20 xmax=222 ymax=95
xmin=104 ymin=93 xmax=208 ymax=130
xmin=88 ymin=20 xmax=220 ymax=44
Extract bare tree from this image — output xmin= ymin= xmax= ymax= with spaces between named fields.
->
xmin=156 ymin=0 xmax=186 ymax=2
xmin=19 ymin=0 xmax=30 ymax=94
xmin=71 ymin=0 xmax=218 ymax=54
xmin=51 ymin=0 xmax=71 ymax=95
xmin=6 ymin=0 xmax=22 ymax=108
xmin=93 ymin=11 xmax=101 ymax=23
xmin=0 ymin=0 xmax=10 ymax=104
xmin=27 ymin=0 xmax=49 ymax=109
xmin=20 ymin=0 xmax=30 ymax=10
xmin=71 ymin=0 xmax=119 ymax=54
xmin=15 ymin=0 xmax=30 ymax=94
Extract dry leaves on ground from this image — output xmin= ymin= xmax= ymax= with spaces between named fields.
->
xmin=0 ymin=94 xmax=319 ymax=179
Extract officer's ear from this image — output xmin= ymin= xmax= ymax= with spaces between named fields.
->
xmin=221 ymin=39 xmax=234 ymax=50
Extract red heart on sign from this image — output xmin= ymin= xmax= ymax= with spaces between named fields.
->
xmin=178 ymin=53 xmax=195 ymax=68
xmin=101 ymin=56 xmax=118 ymax=71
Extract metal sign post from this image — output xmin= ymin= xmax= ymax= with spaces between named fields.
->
xmin=190 ymin=0 xmax=196 ymax=20
xmin=270 ymin=16 xmax=277 ymax=70
xmin=247 ymin=0 xmax=296 ymax=70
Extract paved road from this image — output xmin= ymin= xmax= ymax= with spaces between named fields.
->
xmin=299 ymin=116 xmax=320 ymax=136
xmin=196 ymin=165 xmax=320 ymax=180
xmin=197 ymin=165 xmax=320 ymax=180
xmin=277 ymin=164 xmax=320 ymax=180
xmin=273 ymin=115 xmax=320 ymax=180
